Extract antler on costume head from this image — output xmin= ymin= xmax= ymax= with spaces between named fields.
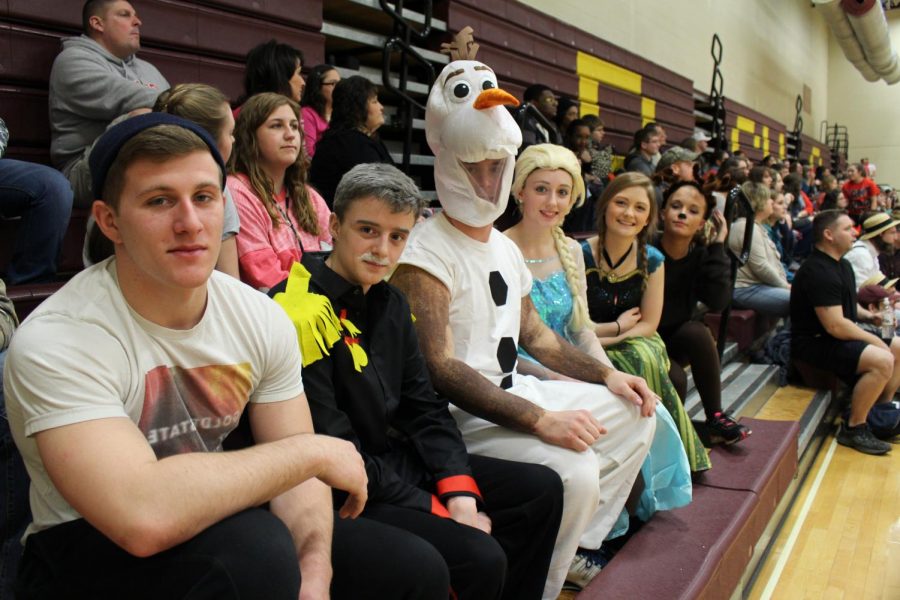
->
xmin=440 ymin=26 xmax=480 ymax=61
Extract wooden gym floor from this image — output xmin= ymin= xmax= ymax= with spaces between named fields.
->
xmin=748 ymin=386 xmax=899 ymax=600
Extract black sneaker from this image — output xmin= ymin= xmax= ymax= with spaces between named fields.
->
xmin=836 ymin=422 xmax=892 ymax=455
xmin=564 ymin=546 xmax=612 ymax=590
xmin=871 ymin=420 xmax=900 ymax=443
xmin=706 ymin=411 xmax=752 ymax=445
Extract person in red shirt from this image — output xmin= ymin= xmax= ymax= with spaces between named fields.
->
xmin=842 ymin=163 xmax=881 ymax=225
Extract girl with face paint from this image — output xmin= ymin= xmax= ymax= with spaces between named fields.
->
xmin=657 ymin=182 xmax=751 ymax=445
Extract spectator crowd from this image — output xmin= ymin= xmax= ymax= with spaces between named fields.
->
xmin=1 ymin=3 xmax=898 ymax=600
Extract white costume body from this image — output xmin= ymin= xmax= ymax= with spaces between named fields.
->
xmin=399 ymin=213 xmax=655 ymax=599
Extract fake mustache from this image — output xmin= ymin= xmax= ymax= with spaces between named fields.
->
xmin=360 ymin=252 xmax=390 ymax=267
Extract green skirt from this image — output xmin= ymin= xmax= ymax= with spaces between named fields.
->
xmin=607 ymin=333 xmax=711 ymax=472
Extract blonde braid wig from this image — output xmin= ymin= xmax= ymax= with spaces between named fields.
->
xmin=513 ymin=144 xmax=590 ymax=331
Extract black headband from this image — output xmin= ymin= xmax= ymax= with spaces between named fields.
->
xmin=89 ymin=112 xmax=226 ymax=201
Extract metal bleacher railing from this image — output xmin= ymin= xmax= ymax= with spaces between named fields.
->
xmin=786 ymin=94 xmax=803 ymax=163
xmin=707 ymin=34 xmax=727 ymax=153
xmin=821 ymin=121 xmax=849 ymax=173
xmin=378 ymin=0 xmax=436 ymax=172
xmin=700 ymin=32 xmax=755 ymax=360
xmin=720 ymin=186 xmax=755 ymax=359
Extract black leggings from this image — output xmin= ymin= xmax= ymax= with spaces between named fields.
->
xmin=664 ymin=320 xmax=723 ymax=421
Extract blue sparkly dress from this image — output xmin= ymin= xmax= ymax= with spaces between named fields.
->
xmin=520 ymin=260 xmax=692 ymax=535
xmin=526 ymin=270 xmax=576 ymax=344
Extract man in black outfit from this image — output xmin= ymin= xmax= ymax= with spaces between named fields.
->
xmin=512 ymin=84 xmax=562 ymax=151
xmin=272 ymin=162 xmax=564 ymax=599
xmin=791 ymin=209 xmax=894 ymax=455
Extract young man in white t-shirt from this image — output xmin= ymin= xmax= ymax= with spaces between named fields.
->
xmin=3 ymin=113 xmax=426 ymax=599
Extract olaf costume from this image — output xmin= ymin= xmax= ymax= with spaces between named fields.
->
xmin=398 ymin=57 xmax=655 ymax=599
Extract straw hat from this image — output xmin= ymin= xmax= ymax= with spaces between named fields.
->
xmin=859 ymin=212 xmax=900 ymax=240
xmin=860 ymin=273 xmax=898 ymax=291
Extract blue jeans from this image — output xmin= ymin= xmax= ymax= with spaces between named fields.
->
xmin=1 ymin=349 xmax=32 ymax=599
xmin=0 ymin=159 xmax=73 ymax=285
xmin=733 ymin=284 xmax=791 ymax=318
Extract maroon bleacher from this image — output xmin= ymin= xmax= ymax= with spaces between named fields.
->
xmin=0 ymin=0 xmax=324 ymax=161
xmin=704 ymin=309 xmax=779 ymax=353
xmin=720 ymin=96 xmax=830 ymax=167
xmin=581 ymin=418 xmax=799 ymax=600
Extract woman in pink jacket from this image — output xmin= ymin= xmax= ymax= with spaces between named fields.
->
xmin=228 ymin=92 xmax=331 ymax=290
xmin=300 ymin=64 xmax=341 ymax=158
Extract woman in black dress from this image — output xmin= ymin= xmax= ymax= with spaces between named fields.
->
xmin=309 ymin=76 xmax=393 ymax=207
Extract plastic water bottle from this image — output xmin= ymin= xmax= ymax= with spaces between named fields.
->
xmin=881 ymin=298 xmax=894 ymax=339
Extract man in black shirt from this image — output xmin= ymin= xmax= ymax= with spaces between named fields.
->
xmin=791 ymin=210 xmax=893 ymax=455
xmin=512 ymin=84 xmax=562 ymax=151
xmin=272 ymin=163 xmax=564 ymax=599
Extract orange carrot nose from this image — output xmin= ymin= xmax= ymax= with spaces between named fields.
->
xmin=473 ymin=88 xmax=520 ymax=110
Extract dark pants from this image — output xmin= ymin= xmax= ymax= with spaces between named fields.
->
xmin=17 ymin=509 xmax=300 ymax=600
xmin=362 ymin=455 xmax=563 ymax=600
xmin=1 ymin=349 xmax=31 ymax=600
xmin=793 ymin=218 xmax=813 ymax=259
xmin=0 ymin=159 xmax=73 ymax=285
xmin=664 ymin=320 xmax=723 ymax=420
xmin=16 ymin=507 xmax=465 ymax=600
xmin=777 ymin=220 xmax=794 ymax=264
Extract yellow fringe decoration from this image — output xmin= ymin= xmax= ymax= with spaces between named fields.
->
xmin=338 ymin=311 xmax=368 ymax=372
xmin=339 ymin=312 xmax=362 ymax=337
xmin=273 ymin=262 xmax=369 ymax=371
xmin=343 ymin=336 xmax=369 ymax=372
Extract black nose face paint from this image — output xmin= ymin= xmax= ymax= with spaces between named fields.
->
xmin=678 ymin=213 xmax=687 ymax=220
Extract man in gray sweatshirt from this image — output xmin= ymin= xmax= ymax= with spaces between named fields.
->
xmin=49 ymin=1 xmax=169 ymax=207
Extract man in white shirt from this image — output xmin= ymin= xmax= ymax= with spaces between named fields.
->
xmin=844 ymin=212 xmax=900 ymax=290
xmin=4 ymin=113 xmax=425 ymax=599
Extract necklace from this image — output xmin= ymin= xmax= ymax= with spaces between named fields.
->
xmin=273 ymin=194 xmax=307 ymax=253
xmin=524 ymin=256 xmax=556 ymax=264
xmin=602 ymin=244 xmax=634 ymax=283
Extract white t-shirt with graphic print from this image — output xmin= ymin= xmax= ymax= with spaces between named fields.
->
xmin=4 ymin=258 xmax=303 ymax=539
